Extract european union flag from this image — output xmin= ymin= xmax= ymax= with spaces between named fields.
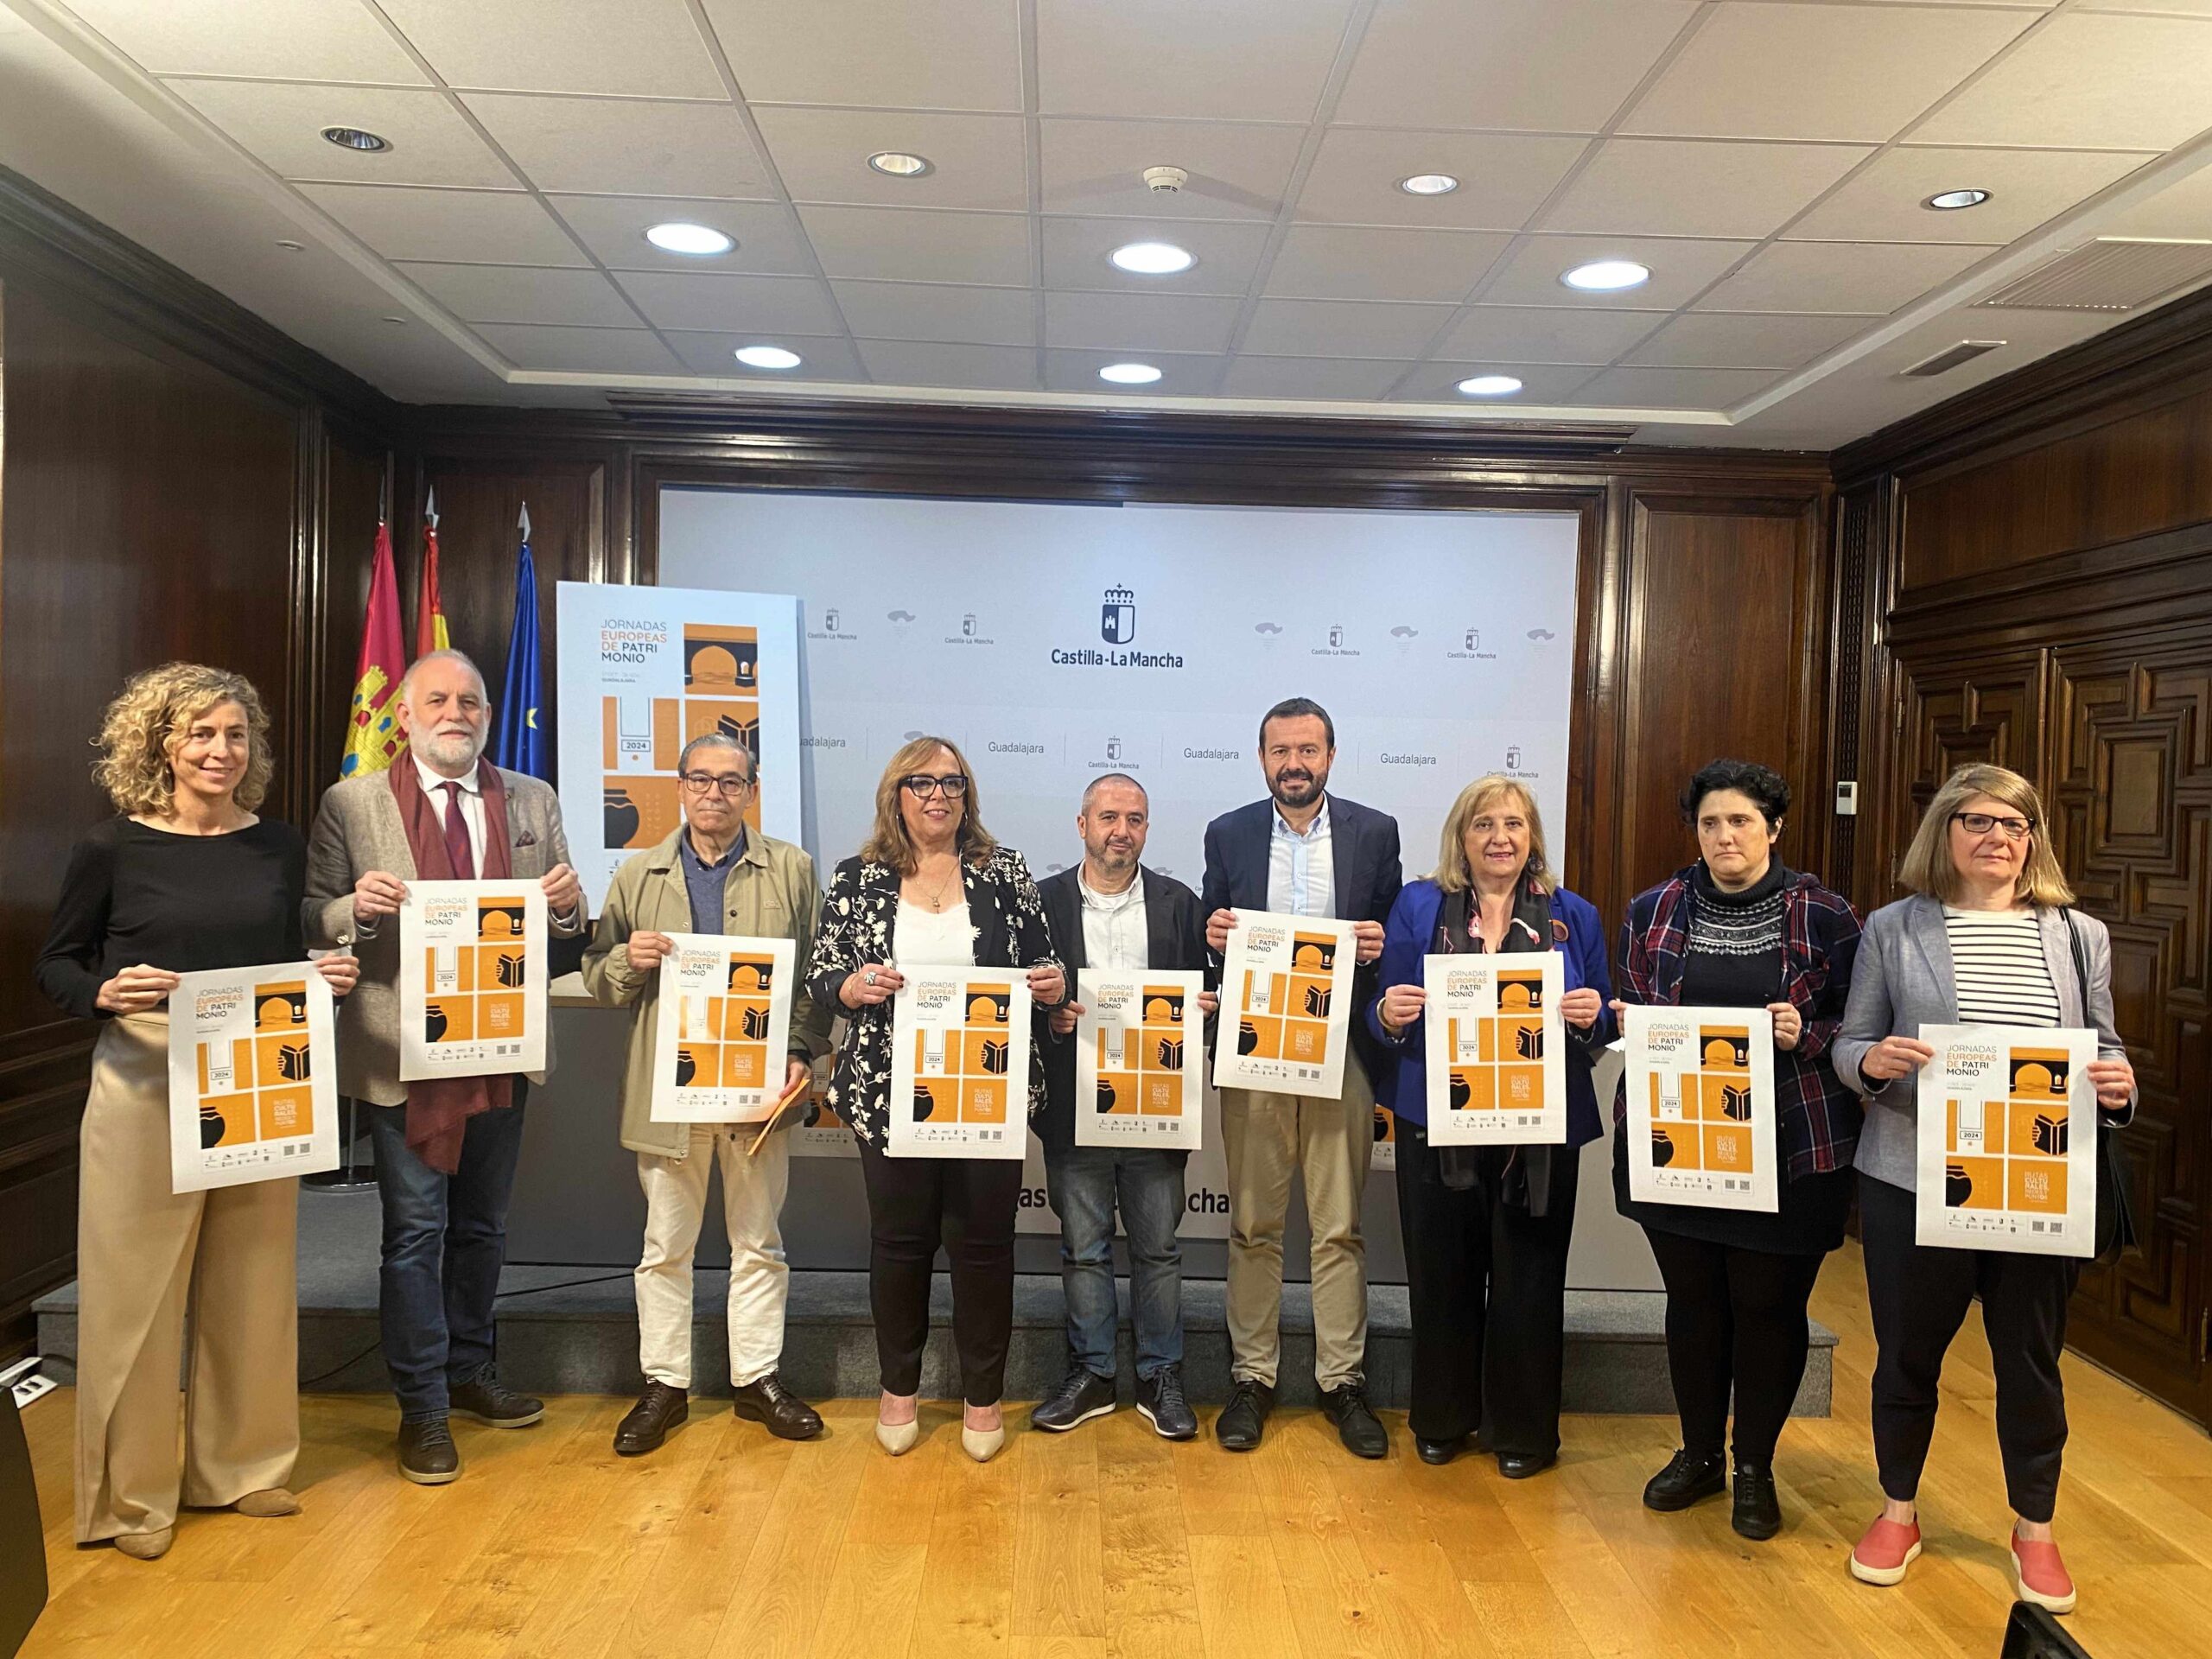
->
xmin=493 ymin=505 xmax=547 ymax=778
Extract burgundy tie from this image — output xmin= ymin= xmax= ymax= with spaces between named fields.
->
xmin=441 ymin=780 xmax=476 ymax=879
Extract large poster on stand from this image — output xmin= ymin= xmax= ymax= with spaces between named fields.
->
xmin=556 ymin=584 xmax=801 ymax=915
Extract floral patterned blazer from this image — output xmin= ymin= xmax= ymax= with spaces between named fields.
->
xmin=805 ymin=843 xmax=1064 ymax=1149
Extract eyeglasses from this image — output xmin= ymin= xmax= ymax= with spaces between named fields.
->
xmin=900 ymin=773 xmax=969 ymax=799
xmin=679 ymin=772 xmax=753 ymax=797
xmin=1952 ymin=810 xmax=2031 ymax=841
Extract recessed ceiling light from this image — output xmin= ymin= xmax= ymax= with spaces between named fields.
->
xmin=1098 ymin=362 xmax=1163 ymax=385
xmin=868 ymin=150 xmax=932 ymax=177
xmin=1457 ymin=374 xmax=1522 ymax=397
xmin=1924 ymin=188 xmax=1992 ymax=212
xmin=645 ymin=221 xmax=734 ymax=256
xmin=321 ymin=125 xmax=389 ymax=153
xmin=1560 ymin=258 xmax=1651 ymax=293
xmin=275 ymin=238 xmax=304 ymax=251
xmin=734 ymin=345 xmax=802 ymax=370
xmin=1109 ymin=240 xmax=1195 ymax=276
xmin=1398 ymin=174 xmax=1459 ymax=196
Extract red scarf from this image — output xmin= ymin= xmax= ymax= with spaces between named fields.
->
xmin=390 ymin=759 xmax=516 ymax=1173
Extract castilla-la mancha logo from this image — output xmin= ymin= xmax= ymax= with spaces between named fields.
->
xmin=1101 ymin=585 xmax=1136 ymax=645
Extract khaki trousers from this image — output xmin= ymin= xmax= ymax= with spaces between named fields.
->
xmin=634 ymin=1126 xmax=791 ymax=1390
xmin=1220 ymin=1053 xmax=1376 ymax=1391
xmin=75 ymin=1014 xmax=298 ymax=1542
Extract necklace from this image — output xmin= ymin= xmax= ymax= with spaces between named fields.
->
xmin=913 ymin=861 xmax=961 ymax=912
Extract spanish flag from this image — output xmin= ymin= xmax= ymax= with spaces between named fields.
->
xmin=340 ymin=521 xmax=407 ymax=778
xmin=415 ymin=487 xmax=449 ymax=657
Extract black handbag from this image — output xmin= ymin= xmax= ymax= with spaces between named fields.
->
xmin=2061 ymin=909 xmax=2138 ymax=1260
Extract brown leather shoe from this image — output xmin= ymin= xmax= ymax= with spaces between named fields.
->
xmin=732 ymin=1372 xmax=823 ymax=1441
xmin=613 ymin=1381 xmax=689 ymax=1456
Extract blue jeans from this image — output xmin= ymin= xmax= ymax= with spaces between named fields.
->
xmin=1043 ymin=1145 xmax=1185 ymax=1381
xmin=365 ymin=1095 xmax=528 ymax=1421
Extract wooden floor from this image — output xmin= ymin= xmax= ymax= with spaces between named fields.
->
xmin=16 ymin=1246 xmax=2212 ymax=1659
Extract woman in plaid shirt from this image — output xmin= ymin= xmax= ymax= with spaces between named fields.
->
xmin=1611 ymin=760 xmax=1863 ymax=1543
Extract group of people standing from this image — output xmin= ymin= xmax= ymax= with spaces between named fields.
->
xmin=39 ymin=656 xmax=2133 ymax=1620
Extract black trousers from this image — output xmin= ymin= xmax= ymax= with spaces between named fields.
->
xmin=1643 ymin=1229 xmax=1825 ymax=1465
xmin=1394 ymin=1122 xmax=1580 ymax=1457
xmin=856 ymin=1137 xmax=1024 ymax=1406
xmin=1859 ymin=1174 xmax=2080 ymax=1523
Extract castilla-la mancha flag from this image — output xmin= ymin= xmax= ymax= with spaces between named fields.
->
xmin=340 ymin=521 xmax=407 ymax=778
xmin=415 ymin=487 xmax=450 ymax=658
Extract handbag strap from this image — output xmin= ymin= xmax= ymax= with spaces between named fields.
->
xmin=2060 ymin=906 xmax=2090 ymax=1024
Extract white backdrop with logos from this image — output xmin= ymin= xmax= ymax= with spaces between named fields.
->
xmin=656 ymin=487 xmax=1584 ymax=1246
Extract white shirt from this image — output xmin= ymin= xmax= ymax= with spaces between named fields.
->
xmin=414 ymin=752 xmax=487 ymax=874
xmin=1078 ymin=868 xmax=1148 ymax=971
xmin=1266 ymin=797 xmax=1336 ymax=918
xmin=895 ymin=899 xmax=976 ymax=967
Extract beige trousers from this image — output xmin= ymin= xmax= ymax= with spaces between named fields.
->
xmin=635 ymin=1126 xmax=791 ymax=1390
xmin=1220 ymin=1053 xmax=1376 ymax=1391
xmin=75 ymin=1014 xmax=299 ymax=1542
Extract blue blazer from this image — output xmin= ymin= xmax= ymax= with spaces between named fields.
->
xmin=1200 ymin=793 xmax=1402 ymax=1082
xmin=1364 ymin=878 xmax=1614 ymax=1146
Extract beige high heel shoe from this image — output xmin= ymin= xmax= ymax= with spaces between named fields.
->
xmin=876 ymin=1391 xmax=920 ymax=1456
xmin=962 ymin=1405 xmax=1005 ymax=1464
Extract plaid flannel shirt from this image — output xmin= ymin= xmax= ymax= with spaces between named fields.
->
xmin=1615 ymin=863 xmax=1865 ymax=1180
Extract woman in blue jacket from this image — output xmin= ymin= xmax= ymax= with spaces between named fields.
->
xmin=1367 ymin=773 xmax=1611 ymax=1477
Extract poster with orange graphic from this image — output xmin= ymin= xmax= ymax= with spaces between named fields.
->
xmin=788 ymin=1052 xmax=859 ymax=1159
xmin=650 ymin=933 xmax=798 ymax=1122
xmin=398 ymin=880 xmax=549 ymax=1080
xmin=556 ymin=584 xmax=802 ymax=915
xmin=166 ymin=963 xmax=338 ymax=1192
xmin=1915 ymin=1025 xmax=2098 ymax=1255
xmin=1075 ymin=969 xmax=1206 ymax=1151
xmin=1624 ymin=1005 xmax=1778 ymax=1212
xmin=888 ymin=969 xmax=1033 ymax=1160
xmin=1215 ymin=912 xmax=1356 ymax=1099
xmin=1422 ymin=950 xmax=1566 ymax=1147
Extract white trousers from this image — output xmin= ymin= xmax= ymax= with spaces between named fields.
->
xmin=634 ymin=1126 xmax=791 ymax=1389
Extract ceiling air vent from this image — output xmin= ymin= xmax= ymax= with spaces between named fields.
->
xmin=1901 ymin=340 xmax=2005 ymax=378
xmin=1974 ymin=238 xmax=2212 ymax=313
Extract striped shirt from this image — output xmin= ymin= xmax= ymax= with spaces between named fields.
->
xmin=1942 ymin=906 xmax=2061 ymax=1027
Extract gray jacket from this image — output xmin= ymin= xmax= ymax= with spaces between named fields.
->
xmin=302 ymin=766 xmax=584 ymax=1105
xmin=1834 ymin=892 xmax=2133 ymax=1192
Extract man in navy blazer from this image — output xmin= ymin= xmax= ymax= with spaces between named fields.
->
xmin=1200 ymin=697 xmax=1402 ymax=1458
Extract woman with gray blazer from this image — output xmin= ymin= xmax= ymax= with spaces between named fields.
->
xmin=1832 ymin=764 xmax=2135 ymax=1617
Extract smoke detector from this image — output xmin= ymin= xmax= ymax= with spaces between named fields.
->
xmin=1142 ymin=166 xmax=1188 ymax=194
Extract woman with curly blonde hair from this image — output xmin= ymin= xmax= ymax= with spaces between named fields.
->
xmin=35 ymin=664 xmax=358 ymax=1560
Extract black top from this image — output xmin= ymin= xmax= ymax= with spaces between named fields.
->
xmin=35 ymin=817 xmax=308 ymax=1020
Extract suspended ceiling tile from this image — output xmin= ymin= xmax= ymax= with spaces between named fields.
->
xmin=1620 ymin=3 xmax=2032 ymax=143
xmin=830 ymin=279 xmax=1037 ymax=346
xmin=1477 ymin=233 xmax=1755 ymax=309
xmin=1621 ymin=310 xmax=1871 ymax=370
xmin=797 ymin=204 xmax=1033 ymax=285
xmin=1042 ymin=290 xmax=1243 ymax=353
xmin=1571 ymin=364 xmax=1779 ymax=407
xmin=70 ymin=0 xmax=428 ymax=82
xmin=1035 ymin=0 xmax=1359 ymax=122
xmin=659 ymin=331 xmax=868 ymax=380
xmin=298 ymin=182 xmax=585 ymax=265
xmin=1039 ymin=216 xmax=1273 ymax=295
xmin=1913 ymin=13 xmax=2212 ymax=149
xmin=1262 ymin=226 xmax=1511 ymax=302
xmin=461 ymin=92 xmax=772 ymax=198
xmin=397 ymin=261 xmax=642 ymax=327
xmin=473 ymin=321 xmax=685 ymax=373
xmin=1294 ymin=129 xmax=1589 ymax=232
xmin=1039 ymin=119 xmax=1307 ymax=222
xmin=378 ymin=0 xmax=726 ymax=98
xmin=856 ymin=339 xmax=1039 ymax=391
xmin=1785 ymin=147 xmax=2159 ymax=245
xmin=1388 ymin=361 xmax=1603 ymax=403
xmin=1335 ymin=0 xmax=1699 ymax=133
xmin=752 ymin=106 xmax=1028 ymax=212
xmin=1539 ymin=138 xmax=1872 ymax=240
xmin=701 ymin=0 xmax=1023 ymax=111
xmin=612 ymin=269 xmax=844 ymax=333
xmin=1240 ymin=297 xmax=1455 ymax=359
xmin=1694 ymin=239 xmax=1995 ymax=314
xmin=168 ymin=79 xmax=513 ymax=188
xmin=1434 ymin=304 xmax=1660 ymax=365
xmin=1217 ymin=355 xmax=1411 ymax=400
xmin=548 ymin=194 xmax=814 ymax=274
xmin=1041 ymin=346 xmax=1222 ymax=392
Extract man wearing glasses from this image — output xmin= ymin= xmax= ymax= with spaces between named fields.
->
xmin=582 ymin=733 xmax=833 ymax=1455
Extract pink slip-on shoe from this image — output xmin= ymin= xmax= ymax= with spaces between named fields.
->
xmin=1849 ymin=1516 xmax=1923 ymax=1586
xmin=2012 ymin=1530 xmax=2076 ymax=1615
